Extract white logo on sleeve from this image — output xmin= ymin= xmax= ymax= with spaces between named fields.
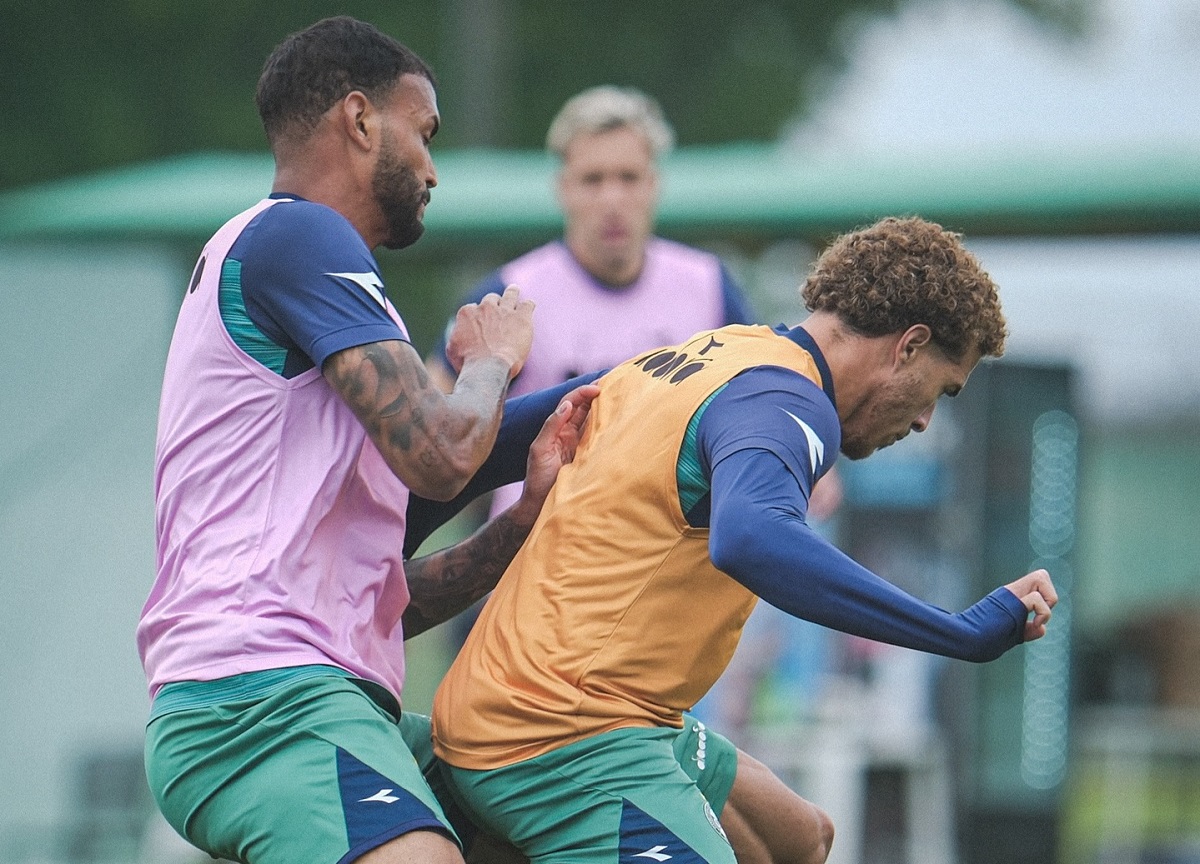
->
xmin=358 ymin=788 xmax=401 ymax=804
xmin=327 ymin=271 xmax=386 ymax=308
xmin=781 ymin=409 xmax=826 ymax=473
xmin=634 ymin=847 xmax=672 ymax=861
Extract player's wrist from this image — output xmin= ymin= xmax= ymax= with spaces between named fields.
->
xmin=505 ymin=492 xmax=543 ymax=532
xmin=457 ymin=352 xmax=518 ymax=382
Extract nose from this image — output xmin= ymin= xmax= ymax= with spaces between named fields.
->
xmin=599 ymin=176 xmax=630 ymax=205
xmin=911 ymin=403 xmax=936 ymax=433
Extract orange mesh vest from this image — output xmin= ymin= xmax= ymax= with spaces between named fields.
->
xmin=432 ymin=325 xmax=826 ymax=769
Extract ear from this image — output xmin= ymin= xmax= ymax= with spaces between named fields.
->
xmin=336 ymin=91 xmax=376 ymax=153
xmin=893 ymin=324 xmax=933 ymax=368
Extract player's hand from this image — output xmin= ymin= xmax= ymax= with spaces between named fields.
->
xmin=1004 ymin=568 xmax=1058 ymax=642
xmin=511 ymin=383 xmax=600 ymax=526
xmin=445 ymin=284 xmax=535 ymax=379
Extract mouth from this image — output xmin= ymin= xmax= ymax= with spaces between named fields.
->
xmin=600 ymin=222 xmax=629 ymax=243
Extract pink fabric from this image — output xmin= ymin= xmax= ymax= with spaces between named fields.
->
xmin=137 ymin=200 xmax=412 ymax=701
xmin=489 ymin=238 xmax=728 ymax=513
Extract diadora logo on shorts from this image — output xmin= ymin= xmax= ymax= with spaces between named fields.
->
xmin=358 ymin=788 xmax=401 ymax=804
xmin=633 ymin=845 xmax=673 ymax=861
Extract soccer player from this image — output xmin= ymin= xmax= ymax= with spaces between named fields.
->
xmin=426 ymin=85 xmax=755 ymax=518
xmin=429 ymin=216 xmax=1058 ymax=864
xmin=136 ymin=17 xmax=596 ymax=864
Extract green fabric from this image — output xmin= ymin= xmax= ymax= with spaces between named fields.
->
xmin=145 ymin=673 xmax=457 ymax=864
xmin=446 ymin=715 xmax=738 ymax=864
xmin=672 ymin=715 xmax=738 ymax=815
xmin=677 ymin=385 xmax=728 ymax=516
xmin=150 ymin=664 xmax=356 ymax=720
xmin=218 ymin=257 xmax=287 ymax=373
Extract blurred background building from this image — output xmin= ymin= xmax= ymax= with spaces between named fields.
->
xmin=1 ymin=0 xmax=1197 ymax=862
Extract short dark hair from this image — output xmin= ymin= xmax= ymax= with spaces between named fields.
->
xmin=256 ymin=16 xmax=435 ymax=148
xmin=802 ymin=216 xmax=1007 ymax=360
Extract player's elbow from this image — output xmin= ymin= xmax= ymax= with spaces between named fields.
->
xmin=384 ymin=445 xmax=475 ymax=502
xmin=404 ymin=460 xmax=473 ymax=501
xmin=709 ymin=518 xmax=762 ymax=579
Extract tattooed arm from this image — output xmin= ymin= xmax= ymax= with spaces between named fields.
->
xmin=402 ymin=499 xmax=536 ymax=638
xmin=323 ymin=287 xmax=534 ymax=501
xmin=403 ymin=382 xmax=599 ymax=637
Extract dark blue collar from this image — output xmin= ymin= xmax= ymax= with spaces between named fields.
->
xmin=775 ymin=323 xmax=837 ymax=409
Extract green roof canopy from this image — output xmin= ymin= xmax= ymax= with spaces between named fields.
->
xmin=3 ymin=143 xmax=1198 ymax=249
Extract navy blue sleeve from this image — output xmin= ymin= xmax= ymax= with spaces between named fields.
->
xmin=706 ymin=447 xmax=1027 ymax=662
xmin=429 ymin=270 xmax=508 ymax=372
xmin=234 ymin=200 xmax=406 ymax=369
xmin=697 ymin=366 xmax=842 ymax=513
xmin=403 ymin=370 xmax=605 ymax=557
xmin=718 ymin=264 xmax=757 ymax=325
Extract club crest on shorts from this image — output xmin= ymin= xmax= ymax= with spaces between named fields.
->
xmin=704 ymin=801 xmax=728 ymax=843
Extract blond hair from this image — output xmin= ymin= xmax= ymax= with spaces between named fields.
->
xmin=546 ymin=86 xmax=675 ymax=159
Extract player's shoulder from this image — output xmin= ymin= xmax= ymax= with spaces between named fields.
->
xmin=716 ymin=365 xmax=839 ymax=435
xmin=493 ymin=241 xmax=583 ymax=299
xmin=236 ymin=197 xmax=372 ymax=274
xmin=724 ymin=364 xmax=830 ymax=403
xmin=645 ymin=237 xmax=726 ymax=287
xmin=254 ymin=197 xmax=362 ymax=244
xmin=503 ymin=240 xmax=572 ymax=271
xmin=702 ymin=364 xmax=842 ymax=470
xmin=646 ymin=236 xmax=722 ymax=267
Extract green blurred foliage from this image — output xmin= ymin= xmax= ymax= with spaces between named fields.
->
xmin=0 ymin=0 xmax=1087 ymax=191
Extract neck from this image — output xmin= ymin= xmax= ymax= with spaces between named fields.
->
xmin=799 ymin=311 xmax=895 ymax=425
xmin=567 ymin=241 xmax=644 ymax=287
xmin=271 ymin=141 xmax=378 ymax=247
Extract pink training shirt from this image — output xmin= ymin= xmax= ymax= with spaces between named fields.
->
xmin=138 ymin=198 xmax=413 ymax=702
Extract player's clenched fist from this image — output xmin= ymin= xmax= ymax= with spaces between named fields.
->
xmin=446 ymin=284 xmax=535 ymax=380
xmin=1003 ymin=568 xmax=1058 ymax=642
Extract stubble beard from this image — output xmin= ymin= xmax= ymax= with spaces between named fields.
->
xmin=839 ymin=377 xmax=914 ymax=461
xmin=373 ymin=138 xmax=429 ymax=251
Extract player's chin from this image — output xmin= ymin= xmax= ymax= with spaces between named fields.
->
xmin=840 ymin=440 xmax=874 ymax=461
xmin=383 ymin=220 xmax=426 ymax=251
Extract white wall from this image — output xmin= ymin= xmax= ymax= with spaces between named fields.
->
xmin=786 ymin=0 xmax=1200 ymax=158
xmin=965 ymin=233 xmax=1200 ymax=422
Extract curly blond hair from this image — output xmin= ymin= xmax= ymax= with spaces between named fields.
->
xmin=802 ymin=216 xmax=1007 ymax=360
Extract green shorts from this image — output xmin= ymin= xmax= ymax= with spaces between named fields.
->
xmin=145 ymin=667 xmax=464 ymax=864
xmin=444 ymin=716 xmax=739 ymax=864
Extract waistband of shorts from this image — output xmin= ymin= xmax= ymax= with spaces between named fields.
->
xmin=149 ymin=665 xmax=401 ymax=723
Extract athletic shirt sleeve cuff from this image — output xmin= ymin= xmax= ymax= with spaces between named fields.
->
xmin=986 ymin=586 xmax=1029 ymax=628
xmin=309 ymin=323 xmax=410 ymax=370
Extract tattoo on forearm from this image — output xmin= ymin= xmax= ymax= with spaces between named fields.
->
xmin=403 ymin=510 xmax=530 ymax=638
xmin=326 ymin=344 xmax=440 ymax=454
xmin=325 ymin=343 xmax=511 ymax=493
